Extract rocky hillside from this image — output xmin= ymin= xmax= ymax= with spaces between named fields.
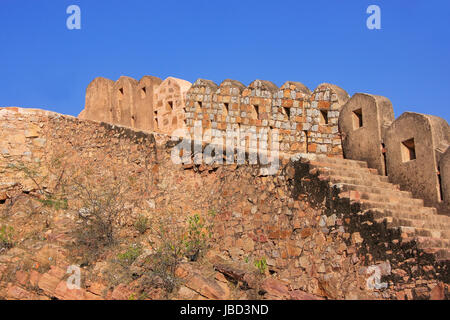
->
xmin=0 ymin=107 xmax=448 ymax=300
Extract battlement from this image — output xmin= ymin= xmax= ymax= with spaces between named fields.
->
xmin=184 ymin=79 xmax=347 ymax=156
xmin=78 ymin=75 xmax=449 ymax=214
xmin=339 ymin=95 xmax=450 ymax=214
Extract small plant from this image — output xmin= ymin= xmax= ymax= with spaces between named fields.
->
xmin=0 ymin=225 xmax=14 ymax=252
xmin=208 ymin=208 xmax=217 ymax=218
xmin=128 ymin=293 xmax=137 ymax=300
xmin=134 ymin=215 xmax=149 ymax=234
xmin=117 ymin=244 xmax=143 ymax=266
xmin=184 ymin=213 xmax=210 ymax=261
xmin=146 ymin=212 xmax=186 ymax=293
xmin=71 ymin=170 xmax=136 ymax=254
xmin=144 ymin=210 xmax=215 ymax=293
xmin=128 ymin=292 xmax=148 ymax=300
xmin=39 ymin=195 xmax=68 ymax=210
xmin=254 ymin=257 xmax=268 ymax=275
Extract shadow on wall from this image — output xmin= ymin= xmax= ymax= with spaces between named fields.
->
xmin=339 ymin=94 xmax=450 ymax=214
xmin=80 ymin=74 xmax=449 ymax=213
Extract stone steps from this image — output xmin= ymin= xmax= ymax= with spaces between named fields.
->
xmin=343 ymin=190 xmax=423 ymax=206
xmin=400 ymin=219 xmax=450 ymax=232
xmin=308 ymin=160 xmax=371 ymax=172
xmin=372 ymin=209 xmax=450 ymax=224
xmin=359 ymin=200 xmax=436 ymax=215
xmin=302 ymin=155 xmax=368 ymax=169
xmin=328 ymin=176 xmax=401 ymax=190
xmin=406 ymin=236 xmax=450 ymax=250
xmin=300 ymin=154 xmax=450 ymax=256
xmin=422 ymin=248 xmax=450 ymax=261
xmin=337 ymin=183 xmax=412 ymax=198
xmin=390 ymin=223 xmax=450 ymax=240
xmin=312 ymin=167 xmax=390 ymax=183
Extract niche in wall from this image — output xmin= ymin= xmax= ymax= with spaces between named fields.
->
xmin=352 ymin=108 xmax=363 ymax=129
xmin=401 ymin=138 xmax=416 ymax=162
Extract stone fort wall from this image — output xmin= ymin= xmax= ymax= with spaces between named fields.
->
xmin=1 ymin=107 xmax=448 ymax=300
xmin=78 ymin=75 xmax=449 ymax=213
xmin=184 ymin=79 xmax=347 ymax=157
xmin=339 ymin=94 xmax=450 ymax=214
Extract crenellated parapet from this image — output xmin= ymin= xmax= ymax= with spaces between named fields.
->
xmin=339 ymin=96 xmax=450 ymax=213
xmin=80 ymin=75 xmax=350 ymax=157
xmin=80 ymin=77 xmax=115 ymax=123
xmin=304 ymin=83 xmax=348 ymax=154
xmin=184 ymin=79 xmax=349 ymax=156
xmin=79 ymin=74 xmax=449 ymax=212
xmin=153 ymin=77 xmax=191 ymax=134
xmin=79 ymin=75 xmax=190 ymax=134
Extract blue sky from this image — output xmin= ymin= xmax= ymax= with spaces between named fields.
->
xmin=0 ymin=0 xmax=449 ymax=121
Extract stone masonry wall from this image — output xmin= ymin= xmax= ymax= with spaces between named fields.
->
xmin=0 ymin=107 xmax=157 ymax=196
xmin=80 ymin=75 xmax=349 ymax=158
xmin=184 ymin=80 xmax=349 ymax=157
xmin=1 ymin=107 xmax=447 ymax=300
xmin=80 ymin=75 xmax=190 ymax=135
xmin=339 ymin=94 xmax=450 ymax=214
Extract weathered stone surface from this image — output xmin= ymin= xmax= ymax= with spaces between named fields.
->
xmin=339 ymin=93 xmax=394 ymax=175
xmin=37 ymin=266 xmax=66 ymax=296
xmin=54 ymin=281 xmax=86 ymax=300
xmin=79 ymin=75 xmax=188 ymax=135
xmin=440 ymin=148 xmax=450 ymax=211
xmin=385 ymin=112 xmax=449 ymax=211
xmin=185 ymin=274 xmax=230 ymax=300
xmin=0 ymin=106 xmax=449 ymax=301
xmin=80 ymin=77 xmax=114 ymax=123
xmin=261 ymin=278 xmax=290 ymax=299
xmin=153 ymin=77 xmax=191 ymax=135
xmin=6 ymin=284 xmax=36 ymax=300
xmin=110 ymin=284 xmax=133 ymax=300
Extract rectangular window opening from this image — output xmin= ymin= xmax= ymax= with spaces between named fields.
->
xmin=154 ymin=111 xmax=158 ymax=127
xmin=252 ymin=104 xmax=260 ymax=120
xmin=283 ymin=107 xmax=291 ymax=119
xmin=352 ymin=108 xmax=363 ymax=129
xmin=195 ymin=101 xmax=203 ymax=111
xmin=320 ymin=110 xmax=328 ymax=125
xmin=401 ymin=138 xmax=416 ymax=162
xmin=140 ymin=87 xmax=147 ymax=99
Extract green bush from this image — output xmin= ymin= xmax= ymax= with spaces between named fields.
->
xmin=184 ymin=214 xmax=209 ymax=261
xmin=144 ymin=210 xmax=215 ymax=293
xmin=254 ymin=257 xmax=268 ymax=275
xmin=0 ymin=225 xmax=14 ymax=252
xmin=39 ymin=196 xmax=68 ymax=210
xmin=183 ymin=213 xmax=215 ymax=262
xmin=134 ymin=215 xmax=149 ymax=234
xmin=117 ymin=244 xmax=143 ymax=266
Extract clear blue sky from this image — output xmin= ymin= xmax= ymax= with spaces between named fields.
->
xmin=0 ymin=0 xmax=449 ymax=121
